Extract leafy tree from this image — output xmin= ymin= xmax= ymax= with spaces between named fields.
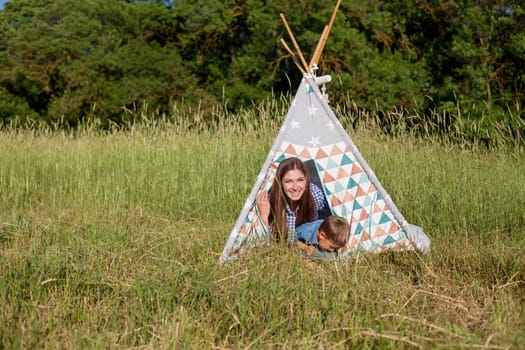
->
xmin=0 ymin=0 xmax=194 ymax=125
xmin=304 ymin=0 xmax=431 ymax=114
xmin=169 ymin=0 xmax=348 ymax=108
xmin=0 ymin=87 xmax=38 ymax=124
xmin=0 ymin=0 xmax=523 ymax=135
xmin=169 ymin=0 xmax=276 ymax=107
xmin=380 ymin=1 xmax=525 ymax=118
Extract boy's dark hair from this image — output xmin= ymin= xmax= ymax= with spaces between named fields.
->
xmin=319 ymin=216 xmax=350 ymax=248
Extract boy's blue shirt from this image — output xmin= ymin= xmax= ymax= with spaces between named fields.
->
xmin=296 ymin=219 xmax=324 ymax=245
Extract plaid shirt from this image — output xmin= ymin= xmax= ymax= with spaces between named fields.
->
xmin=286 ymin=183 xmax=327 ymax=244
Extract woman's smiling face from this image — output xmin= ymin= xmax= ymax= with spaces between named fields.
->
xmin=281 ymin=169 xmax=306 ymax=202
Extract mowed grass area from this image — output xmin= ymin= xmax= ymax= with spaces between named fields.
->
xmin=1 ymin=113 xmax=524 ymax=349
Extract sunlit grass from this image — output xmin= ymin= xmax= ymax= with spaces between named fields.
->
xmin=0 ymin=104 xmax=524 ymax=348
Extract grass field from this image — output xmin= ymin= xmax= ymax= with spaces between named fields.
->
xmin=1 ymin=108 xmax=524 ymax=349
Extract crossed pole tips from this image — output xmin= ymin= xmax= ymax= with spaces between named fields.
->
xmin=279 ymin=0 xmax=341 ymax=75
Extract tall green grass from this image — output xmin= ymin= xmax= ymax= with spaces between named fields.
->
xmin=1 ymin=105 xmax=524 ymax=349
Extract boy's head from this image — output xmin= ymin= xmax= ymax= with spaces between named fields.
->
xmin=316 ymin=216 xmax=350 ymax=251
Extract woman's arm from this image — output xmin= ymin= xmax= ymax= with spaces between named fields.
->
xmin=257 ymin=191 xmax=270 ymax=229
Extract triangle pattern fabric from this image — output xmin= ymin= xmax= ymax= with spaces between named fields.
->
xmin=220 ymin=75 xmax=430 ymax=262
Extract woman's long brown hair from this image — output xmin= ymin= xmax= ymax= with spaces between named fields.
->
xmin=269 ymin=157 xmax=315 ymax=242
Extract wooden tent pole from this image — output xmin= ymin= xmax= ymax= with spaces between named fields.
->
xmin=309 ymin=0 xmax=342 ymax=69
xmin=280 ymin=38 xmax=307 ymax=75
xmin=309 ymin=25 xmax=329 ymax=69
xmin=279 ymin=13 xmax=309 ymax=73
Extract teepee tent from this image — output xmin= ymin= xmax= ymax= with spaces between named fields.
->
xmin=220 ymin=3 xmax=430 ymax=263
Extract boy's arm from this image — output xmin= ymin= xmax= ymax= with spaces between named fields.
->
xmin=307 ymin=247 xmax=339 ymax=260
xmin=294 ymin=241 xmax=316 ymax=255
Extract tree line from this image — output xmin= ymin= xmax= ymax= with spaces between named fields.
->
xmin=0 ymin=0 xmax=523 ymax=134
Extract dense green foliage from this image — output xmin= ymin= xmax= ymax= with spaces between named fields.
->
xmin=0 ymin=0 xmax=524 ymax=135
xmin=1 ymin=113 xmax=524 ymax=348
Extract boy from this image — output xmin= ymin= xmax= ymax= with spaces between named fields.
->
xmin=294 ymin=215 xmax=350 ymax=257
